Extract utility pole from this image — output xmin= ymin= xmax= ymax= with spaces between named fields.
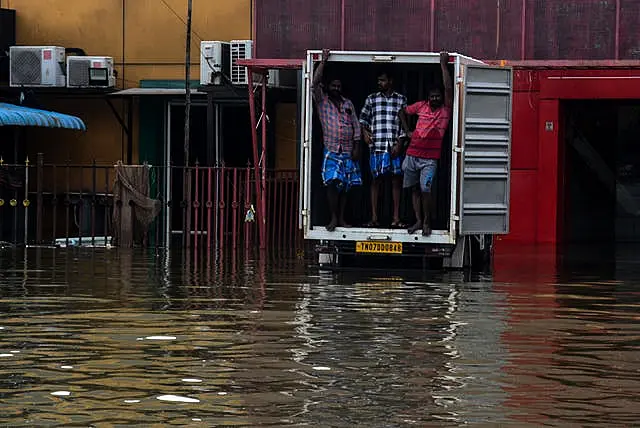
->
xmin=184 ymin=0 xmax=192 ymax=160
xmin=183 ymin=0 xmax=193 ymax=248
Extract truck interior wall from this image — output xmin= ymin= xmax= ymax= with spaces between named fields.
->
xmin=310 ymin=62 xmax=454 ymax=229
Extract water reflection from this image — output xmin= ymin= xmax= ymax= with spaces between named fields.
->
xmin=0 ymin=247 xmax=639 ymax=425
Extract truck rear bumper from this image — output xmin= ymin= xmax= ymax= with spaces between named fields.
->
xmin=313 ymin=240 xmax=455 ymax=258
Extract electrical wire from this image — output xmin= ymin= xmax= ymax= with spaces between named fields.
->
xmin=158 ymin=0 xmax=206 ymax=42
xmin=157 ymin=0 xmax=237 ymax=87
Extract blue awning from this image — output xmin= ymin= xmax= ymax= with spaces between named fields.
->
xmin=0 ymin=103 xmax=86 ymax=131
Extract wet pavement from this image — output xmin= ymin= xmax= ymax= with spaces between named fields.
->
xmin=0 ymin=247 xmax=639 ymax=426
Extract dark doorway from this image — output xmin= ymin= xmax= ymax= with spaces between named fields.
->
xmin=563 ymin=100 xmax=640 ymax=245
xmin=169 ymin=104 xmax=207 ymax=234
xmin=170 ymin=104 xmax=208 ymax=168
xmin=220 ymin=104 xmax=252 ymax=168
xmin=167 ymin=102 xmax=253 ymax=241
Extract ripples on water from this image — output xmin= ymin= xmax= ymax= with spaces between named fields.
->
xmin=0 ymin=247 xmax=639 ymax=426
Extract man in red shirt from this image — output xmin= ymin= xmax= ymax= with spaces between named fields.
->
xmin=399 ymin=51 xmax=453 ymax=236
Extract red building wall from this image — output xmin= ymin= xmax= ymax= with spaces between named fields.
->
xmin=494 ymin=63 xmax=640 ymax=250
xmin=255 ymin=0 xmax=640 ymax=60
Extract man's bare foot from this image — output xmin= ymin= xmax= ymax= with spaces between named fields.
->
xmin=326 ymin=218 xmax=338 ymax=232
xmin=422 ymin=223 xmax=432 ymax=236
xmin=408 ymin=221 xmax=422 ymax=234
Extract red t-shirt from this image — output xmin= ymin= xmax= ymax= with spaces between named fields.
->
xmin=405 ymin=101 xmax=452 ymax=159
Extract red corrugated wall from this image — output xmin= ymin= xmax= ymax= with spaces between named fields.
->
xmin=255 ymin=0 xmax=640 ymax=60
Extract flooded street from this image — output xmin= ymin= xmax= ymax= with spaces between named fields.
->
xmin=1 ymin=248 xmax=640 ymax=426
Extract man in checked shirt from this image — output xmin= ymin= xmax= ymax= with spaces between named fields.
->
xmin=312 ymin=49 xmax=362 ymax=232
xmin=359 ymin=70 xmax=408 ymax=228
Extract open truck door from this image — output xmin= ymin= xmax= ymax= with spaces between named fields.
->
xmin=298 ymin=58 xmax=309 ymax=232
xmin=299 ymin=56 xmax=313 ymax=235
xmin=458 ymin=65 xmax=513 ymax=235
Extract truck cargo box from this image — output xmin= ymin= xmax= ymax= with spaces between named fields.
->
xmin=298 ymin=51 xmax=513 ymax=258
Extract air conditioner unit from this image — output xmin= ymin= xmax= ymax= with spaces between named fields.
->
xmin=67 ymin=56 xmax=116 ymax=88
xmin=230 ymin=39 xmax=253 ymax=85
xmin=253 ymin=69 xmax=298 ymax=89
xmin=10 ymin=46 xmax=66 ymax=87
xmin=200 ymin=41 xmax=230 ymax=85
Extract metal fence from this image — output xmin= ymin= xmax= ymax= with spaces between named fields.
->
xmin=0 ymin=154 xmax=303 ymax=252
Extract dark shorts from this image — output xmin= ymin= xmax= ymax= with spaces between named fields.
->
xmin=402 ymin=155 xmax=437 ymax=193
xmin=322 ymin=149 xmax=362 ymax=192
xmin=370 ymin=151 xmax=403 ymax=178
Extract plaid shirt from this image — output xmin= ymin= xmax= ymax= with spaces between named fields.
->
xmin=359 ymin=91 xmax=407 ymax=152
xmin=315 ymin=93 xmax=361 ymax=153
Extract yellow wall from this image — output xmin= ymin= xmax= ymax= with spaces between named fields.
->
xmin=6 ymin=0 xmax=252 ymax=165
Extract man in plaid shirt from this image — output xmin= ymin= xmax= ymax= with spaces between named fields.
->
xmin=360 ymin=71 xmax=407 ymax=228
xmin=312 ymin=49 xmax=362 ymax=232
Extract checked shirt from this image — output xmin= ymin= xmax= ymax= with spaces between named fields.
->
xmin=359 ymin=91 xmax=407 ymax=153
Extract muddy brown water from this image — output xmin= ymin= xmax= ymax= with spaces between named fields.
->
xmin=0 ymin=247 xmax=639 ymax=426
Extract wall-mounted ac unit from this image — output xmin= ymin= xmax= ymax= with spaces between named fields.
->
xmin=67 ymin=56 xmax=115 ymax=88
xmin=10 ymin=46 xmax=66 ymax=87
xmin=200 ymin=41 xmax=230 ymax=85
xmin=230 ymin=39 xmax=253 ymax=85
xmin=253 ymin=69 xmax=298 ymax=89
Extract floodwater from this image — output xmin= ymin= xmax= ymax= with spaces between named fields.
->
xmin=0 ymin=247 xmax=640 ymax=426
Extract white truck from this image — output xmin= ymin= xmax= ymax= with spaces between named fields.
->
xmin=298 ymin=51 xmax=513 ymax=269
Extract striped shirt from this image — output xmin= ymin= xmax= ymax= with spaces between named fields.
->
xmin=405 ymin=101 xmax=452 ymax=160
xmin=359 ymin=91 xmax=407 ymax=152
xmin=315 ymin=93 xmax=361 ymax=153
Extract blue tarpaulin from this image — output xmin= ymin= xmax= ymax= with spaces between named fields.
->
xmin=0 ymin=102 xmax=86 ymax=131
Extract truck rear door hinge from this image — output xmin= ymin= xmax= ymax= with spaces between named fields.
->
xmin=454 ymin=147 xmax=463 ymax=153
xmin=452 ymin=215 xmax=460 ymax=221
xmin=301 ymin=209 xmax=308 ymax=217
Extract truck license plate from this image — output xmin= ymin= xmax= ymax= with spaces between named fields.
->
xmin=355 ymin=241 xmax=402 ymax=254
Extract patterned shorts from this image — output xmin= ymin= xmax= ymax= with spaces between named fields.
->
xmin=370 ymin=151 xmax=403 ymax=178
xmin=402 ymin=155 xmax=438 ymax=193
xmin=322 ymin=149 xmax=362 ymax=192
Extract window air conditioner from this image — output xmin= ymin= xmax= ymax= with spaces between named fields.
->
xmin=67 ymin=56 xmax=116 ymax=88
xmin=10 ymin=46 xmax=66 ymax=87
xmin=200 ymin=41 xmax=230 ymax=85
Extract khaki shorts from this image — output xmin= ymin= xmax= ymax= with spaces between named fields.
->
xmin=402 ymin=155 xmax=437 ymax=193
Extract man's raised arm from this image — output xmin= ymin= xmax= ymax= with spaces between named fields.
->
xmin=440 ymin=51 xmax=453 ymax=108
xmin=312 ymin=48 xmax=330 ymax=102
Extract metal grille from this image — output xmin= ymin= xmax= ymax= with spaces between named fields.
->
xmin=67 ymin=58 xmax=90 ymax=87
xmin=10 ymin=48 xmax=41 ymax=85
xmin=231 ymin=41 xmax=251 ymax=85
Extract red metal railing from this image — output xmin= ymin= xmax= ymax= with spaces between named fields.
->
xmin=0 ymin=153 xmax=302 ymax=252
